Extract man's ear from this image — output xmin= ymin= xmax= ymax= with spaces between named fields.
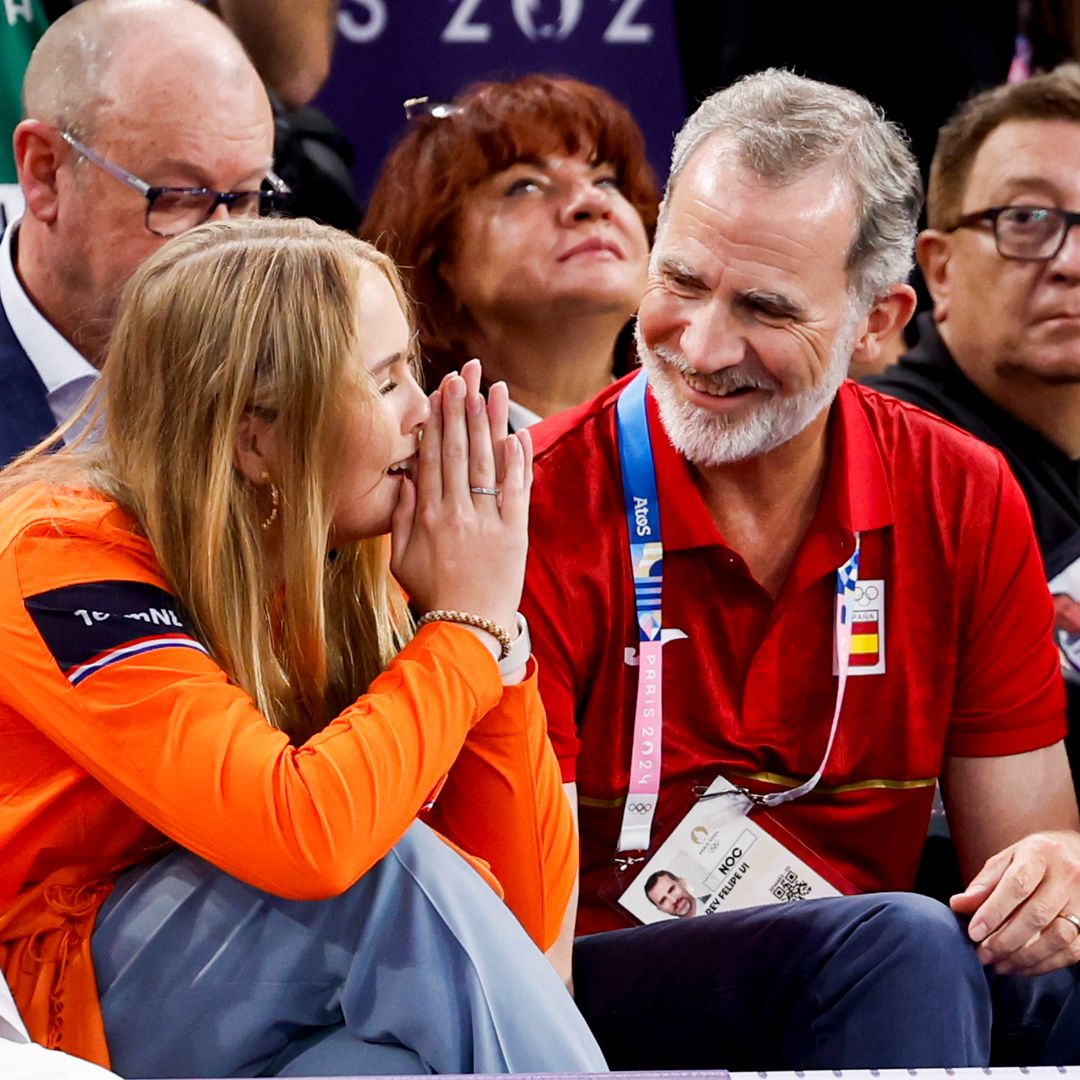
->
xmin=849 ymin=283 xmax=917 ymax=370
xmin=233 ymin=409 xmax=278 ymax=486
xmin=13 ymin=120 xmax=66 ymax=224
xmin=916 ymin=229 xmax=953 ymax=321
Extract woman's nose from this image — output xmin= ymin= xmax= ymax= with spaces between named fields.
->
xmin=558 ymin=182 xmax=612 ymax=225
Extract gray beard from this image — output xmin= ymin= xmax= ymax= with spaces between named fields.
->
xmin=633 ymin=309 xmax=859 ymax=467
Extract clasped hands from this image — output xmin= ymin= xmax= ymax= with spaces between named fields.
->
xmin=390 ymin=359 xmax=532 ymax=671
xmin=952 ymin=829 xmax=1080 ymax=975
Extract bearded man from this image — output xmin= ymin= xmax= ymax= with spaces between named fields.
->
xmin=522 ymin=69 xmax=1080 ymax=1070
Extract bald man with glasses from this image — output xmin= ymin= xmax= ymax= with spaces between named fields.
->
xmin=868 ymin=64 xmax=1080 ymax=796
xmin=1 ymin=0 xmax=279 ymax=465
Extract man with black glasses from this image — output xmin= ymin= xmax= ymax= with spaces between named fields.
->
xmin=0 ymin=0 xmax=280 ymax=464
xmin=867 ymin=65 xmax=1080 ymax=787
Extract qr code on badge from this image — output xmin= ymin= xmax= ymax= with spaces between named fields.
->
xmin=770 ymin=866 xmax=812 ymax=903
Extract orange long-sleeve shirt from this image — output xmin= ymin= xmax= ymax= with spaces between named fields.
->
xmin=0 ymin=483 xmax=575 ymax=1068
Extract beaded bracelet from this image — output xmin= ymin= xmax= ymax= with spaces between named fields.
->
xmin=417 ymin=609 xmax=512 ymax=659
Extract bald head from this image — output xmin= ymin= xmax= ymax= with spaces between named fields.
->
xmin=13 ymin=0 xmax=275 ymax=367
xmin=23 ymin=0 xmax=260 ymax=139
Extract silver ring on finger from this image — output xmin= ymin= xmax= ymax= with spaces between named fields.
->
xmin=1055 ymin=912 xmax=1080 ymax=933
xmin=470 ymin=486 xmax=500 ymax=496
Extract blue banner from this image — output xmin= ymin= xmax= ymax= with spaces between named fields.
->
xmin=315 ymin=0 xmax=686 ymax=203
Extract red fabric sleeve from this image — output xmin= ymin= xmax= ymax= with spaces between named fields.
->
xmin=520 ymin=531 xmax=583 ymax=783
xmin=947 ymin=453 xmax=1067 ymax=756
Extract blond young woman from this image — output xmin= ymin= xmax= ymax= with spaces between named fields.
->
xmin=0 ymin=218 xmax=605 ymax=1077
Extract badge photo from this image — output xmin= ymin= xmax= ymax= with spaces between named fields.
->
xmin=617 ymin=777 xmax=851 ymax=926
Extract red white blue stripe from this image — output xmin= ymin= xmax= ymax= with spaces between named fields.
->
xmin=67 ymin=635 xmax=210 ymax=686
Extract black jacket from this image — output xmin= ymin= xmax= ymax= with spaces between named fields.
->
xmin=866 ymin=313 xmax=1080 ymax=584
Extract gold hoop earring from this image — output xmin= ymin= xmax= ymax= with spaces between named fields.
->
xmin=259 ymin=472 xmax=279 ymax=531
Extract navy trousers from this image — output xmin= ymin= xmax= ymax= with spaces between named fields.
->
xmin=574 ymin=892 xmax=993 ymax=1069
xmin=92 ymin=821 xmax=606 ymax=1078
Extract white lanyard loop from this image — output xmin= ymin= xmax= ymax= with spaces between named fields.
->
xmin=751 ymin=534 xmax=859 ymax=808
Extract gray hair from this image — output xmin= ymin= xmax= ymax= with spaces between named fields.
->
xmin=664 ymin=69 xmax=922 ymax=306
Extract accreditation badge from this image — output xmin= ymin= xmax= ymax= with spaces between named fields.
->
xmin=617 ymin=777 xmax=853 ymax=925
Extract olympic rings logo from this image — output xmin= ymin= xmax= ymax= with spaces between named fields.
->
xmin=854 ymin=585 xmax=880 ymax=603
xmin=627 ymin=802 xmax=653 ymax=815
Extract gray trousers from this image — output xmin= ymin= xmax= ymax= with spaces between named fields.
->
xmin=92 ymin=820 xmax=606 ymax=1077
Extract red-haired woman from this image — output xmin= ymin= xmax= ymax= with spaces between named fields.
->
xmin=363 ymin=74 xmax=658 ymax=428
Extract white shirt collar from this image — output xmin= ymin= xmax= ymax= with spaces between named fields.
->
xmin=0 ymin=220 xmax=98 ymax=427
xmin=507 ymin=398 xmax=541 ymax=431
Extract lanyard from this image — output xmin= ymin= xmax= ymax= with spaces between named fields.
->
xmin=614 ymin=371 xmax=860 ymax=853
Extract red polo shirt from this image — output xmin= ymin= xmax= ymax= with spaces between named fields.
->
xmin=523 ymin=376 xmax=1066 ymax=935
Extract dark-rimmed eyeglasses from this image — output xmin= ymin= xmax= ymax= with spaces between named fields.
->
xmin=947 ymin=205 xmax=1080 ymax=261
xmin=60 ymin=132 xmax=291 ymax=238
xmin=403 ymin=97 xmax=462 ymax=122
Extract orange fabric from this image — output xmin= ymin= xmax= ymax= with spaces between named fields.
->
xmin=0 ymin=483 xmax=575 ymax=1067
xmin=423 ymin=658 xmax=576 ymax=949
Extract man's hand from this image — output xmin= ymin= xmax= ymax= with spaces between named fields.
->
xmin=951 ymin=830 xmax=1080 ymax=976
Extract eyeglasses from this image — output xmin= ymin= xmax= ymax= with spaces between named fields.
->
xmin=403 ymin=97 xmax=462 ymax=121
xmin=60 ymin=132 xmax=291 ymax=238
xmin=948 ymin=205 xmax=1080 ymax=261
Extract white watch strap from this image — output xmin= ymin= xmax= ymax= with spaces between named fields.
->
xmin=497 ymin=613 xmax=531 ymax=676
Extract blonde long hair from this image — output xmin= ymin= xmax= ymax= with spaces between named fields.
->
xmin=5 ymin=218 xmax=415 ymax=741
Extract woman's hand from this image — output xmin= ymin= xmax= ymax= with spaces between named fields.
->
xmin=390 ymin=359 xmax=533 ymax=655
